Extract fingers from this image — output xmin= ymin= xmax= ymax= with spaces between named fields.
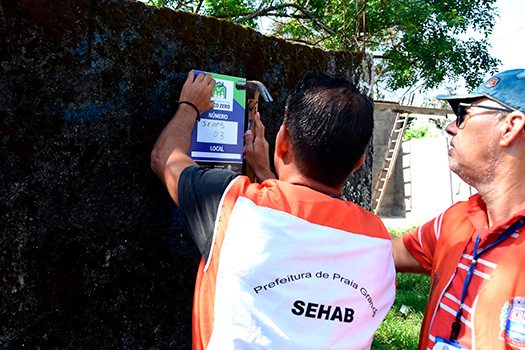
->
xmin=253 ymin=113 xmax=269 ymax=152
xmin=244 ymin=114 xmax=269 ymax=164
xmin=184 ymin=70 xmax=215 ymax=90
xmin=185 ymin=70 xmax=195 ymax=84
xmin=192 ymin=71 xmax=215 ymax=88
xmin=254 ymin=113 xmax=265 ymax=139
xmin=244 ymin=118 xmax=275 ymax=181
xmin=193 ymin=71 xmax=215 ymax=88
xmin=244 ymin=129 xmax=254 ymax=146
xmin=180 ymin=71 xmax=216 ymax=114
xmin=205 ymin=73 xmax=215 ymax=86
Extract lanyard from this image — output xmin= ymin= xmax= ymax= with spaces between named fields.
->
xmin=449 ymin=218 xmax=525 ymax=342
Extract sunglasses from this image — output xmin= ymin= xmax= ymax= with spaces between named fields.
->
xmin=455 ymin=103 xmax=513 ymax=127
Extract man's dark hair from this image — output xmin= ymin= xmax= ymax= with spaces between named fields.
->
xmin=283 ymin=73 xmax=374 ymax=187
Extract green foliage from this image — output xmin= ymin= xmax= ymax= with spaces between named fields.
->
xmin=369 ymin=0 xmax=500 ymax=91
xmin=143 ymin=0 xmax=500 ymax=91
xmin=403 ymin=125 xmax=435 ymax=140
xmin=203 ymin=0 xmax=260 ymax=28
xmin=372 ymin=225 xmax=431 ymax=349
xmin=372 ymin=273 xmax=430 ymax=349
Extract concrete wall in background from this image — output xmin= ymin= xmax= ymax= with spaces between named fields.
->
xmin=372 ymin=107 xmax=474 ymax=223
xmin=372 ymin=108 xmax=406 ymax=217
xmin=401 ymin=136 xmax=475 ymax=224
xmin=0 ymin=0 xmax=373 ymax=348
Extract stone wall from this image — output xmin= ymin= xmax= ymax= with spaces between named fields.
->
xmin=0 ymin=0 xmax=373 ymax=348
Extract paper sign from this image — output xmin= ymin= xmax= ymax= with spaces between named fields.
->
xmin=189 ymin=71 xmax=246 ymax=172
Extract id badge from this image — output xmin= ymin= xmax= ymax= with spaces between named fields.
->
xmin=433 ymin=337 xmax=470 ymax=350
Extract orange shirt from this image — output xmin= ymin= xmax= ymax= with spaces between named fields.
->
xmin=188 ymin=176 xmax=395 ymax=349
xmin=403 ymin=194 xmax=525 ymax=350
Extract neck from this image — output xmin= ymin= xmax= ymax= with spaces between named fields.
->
xmin=290 ymin=179 xmax=343 ymax=197
xmin=472 ymin=118 xmax=525 ymax=226
xmin=279 ymin=170 xmax=342 ymax=197
xmin=477 ymin=170 xmax=525 ymax=226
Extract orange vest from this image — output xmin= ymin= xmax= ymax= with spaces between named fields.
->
xmin=416 ymin=201 xmax=525 ymax=350
xmin=191 ymin=176 xmax=395 ymax=350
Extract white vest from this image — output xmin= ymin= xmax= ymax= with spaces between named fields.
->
xmin=206 ymin=192 xmax=396 ymax=350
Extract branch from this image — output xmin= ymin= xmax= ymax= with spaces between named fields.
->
xmin=287 ymin=38 xmax=319 ymax=45
xmin=312 ymin=35 xmax=332 ymax=46
xmin=213 ymin=2 xmax=336 ymax=36
xmin=196 ymin=0 xmax=204 ymax=13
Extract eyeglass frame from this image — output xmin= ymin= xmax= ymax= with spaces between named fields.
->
xmin=455 ymin=103 xmax=514 ymax=127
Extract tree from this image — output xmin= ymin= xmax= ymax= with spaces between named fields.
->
xmin=146 ymin=0 xmax=501 ymax=92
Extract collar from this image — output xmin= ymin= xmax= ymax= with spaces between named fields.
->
xmin=466 ymin=193 xmax=525 ymax=239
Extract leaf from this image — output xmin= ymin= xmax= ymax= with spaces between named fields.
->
xmin=145 ymin=0 xmax=501 ymax=91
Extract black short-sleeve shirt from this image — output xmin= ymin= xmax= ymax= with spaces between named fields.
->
xmin=178 ymin=166 xmax=239 ymax=262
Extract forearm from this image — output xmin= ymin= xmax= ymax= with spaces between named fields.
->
xmin=151 ymin=71 xmax=215 ymax=205
xmin=390 ymin=233 xmax=427 ymax=274
xmin=151 ymin=104 xmax=199 ymax=204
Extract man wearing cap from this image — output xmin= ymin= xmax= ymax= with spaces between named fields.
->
xmin=392 ymin=69 xmax=525 ymax=350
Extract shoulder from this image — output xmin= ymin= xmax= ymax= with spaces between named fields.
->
xmin=235 ymin=180 xmax=390 ymax=240
xmin=180 ymin=166 xmax=240 ymax=193
xmin=437 ymin=197 xmax=476 ymax=238
xmin=178 ymin=166 xmax=242 ymax=220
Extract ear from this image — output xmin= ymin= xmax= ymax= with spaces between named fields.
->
xmin=500 ymin=111 xmax=525 ymax=147
xmin=275 ymin=124 xmax=291 ymax=161
xmin=352 ymin=154 xmax=366 ymax=172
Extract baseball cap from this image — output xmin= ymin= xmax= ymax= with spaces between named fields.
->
xmin=436 ymin=69 xmax=525 ymax=115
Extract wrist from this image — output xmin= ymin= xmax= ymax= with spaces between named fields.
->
xmin=256 ymin=169 xmax=277 ymax=182
xmin=176 ymin=101 xmax=201 ymax=121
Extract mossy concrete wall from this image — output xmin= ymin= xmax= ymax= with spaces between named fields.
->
xmin=0 ymin=0 xmax=374 ymax=348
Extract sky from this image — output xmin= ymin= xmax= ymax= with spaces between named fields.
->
xmin=401 ymin=0 xmax=525 ymax=103
xmin=411 ymin=0 xmax=524 ymax=127
xmin=434 ymin=0 xmax=525 ymax=96
xmin=487 ymin=0 xmax=525 ymax=73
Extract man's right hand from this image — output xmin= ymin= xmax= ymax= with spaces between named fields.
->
xmin=244 ymin=113 xmax=276 ymax=182
xmin=179 ymin=71 xmax=216 ymax=114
